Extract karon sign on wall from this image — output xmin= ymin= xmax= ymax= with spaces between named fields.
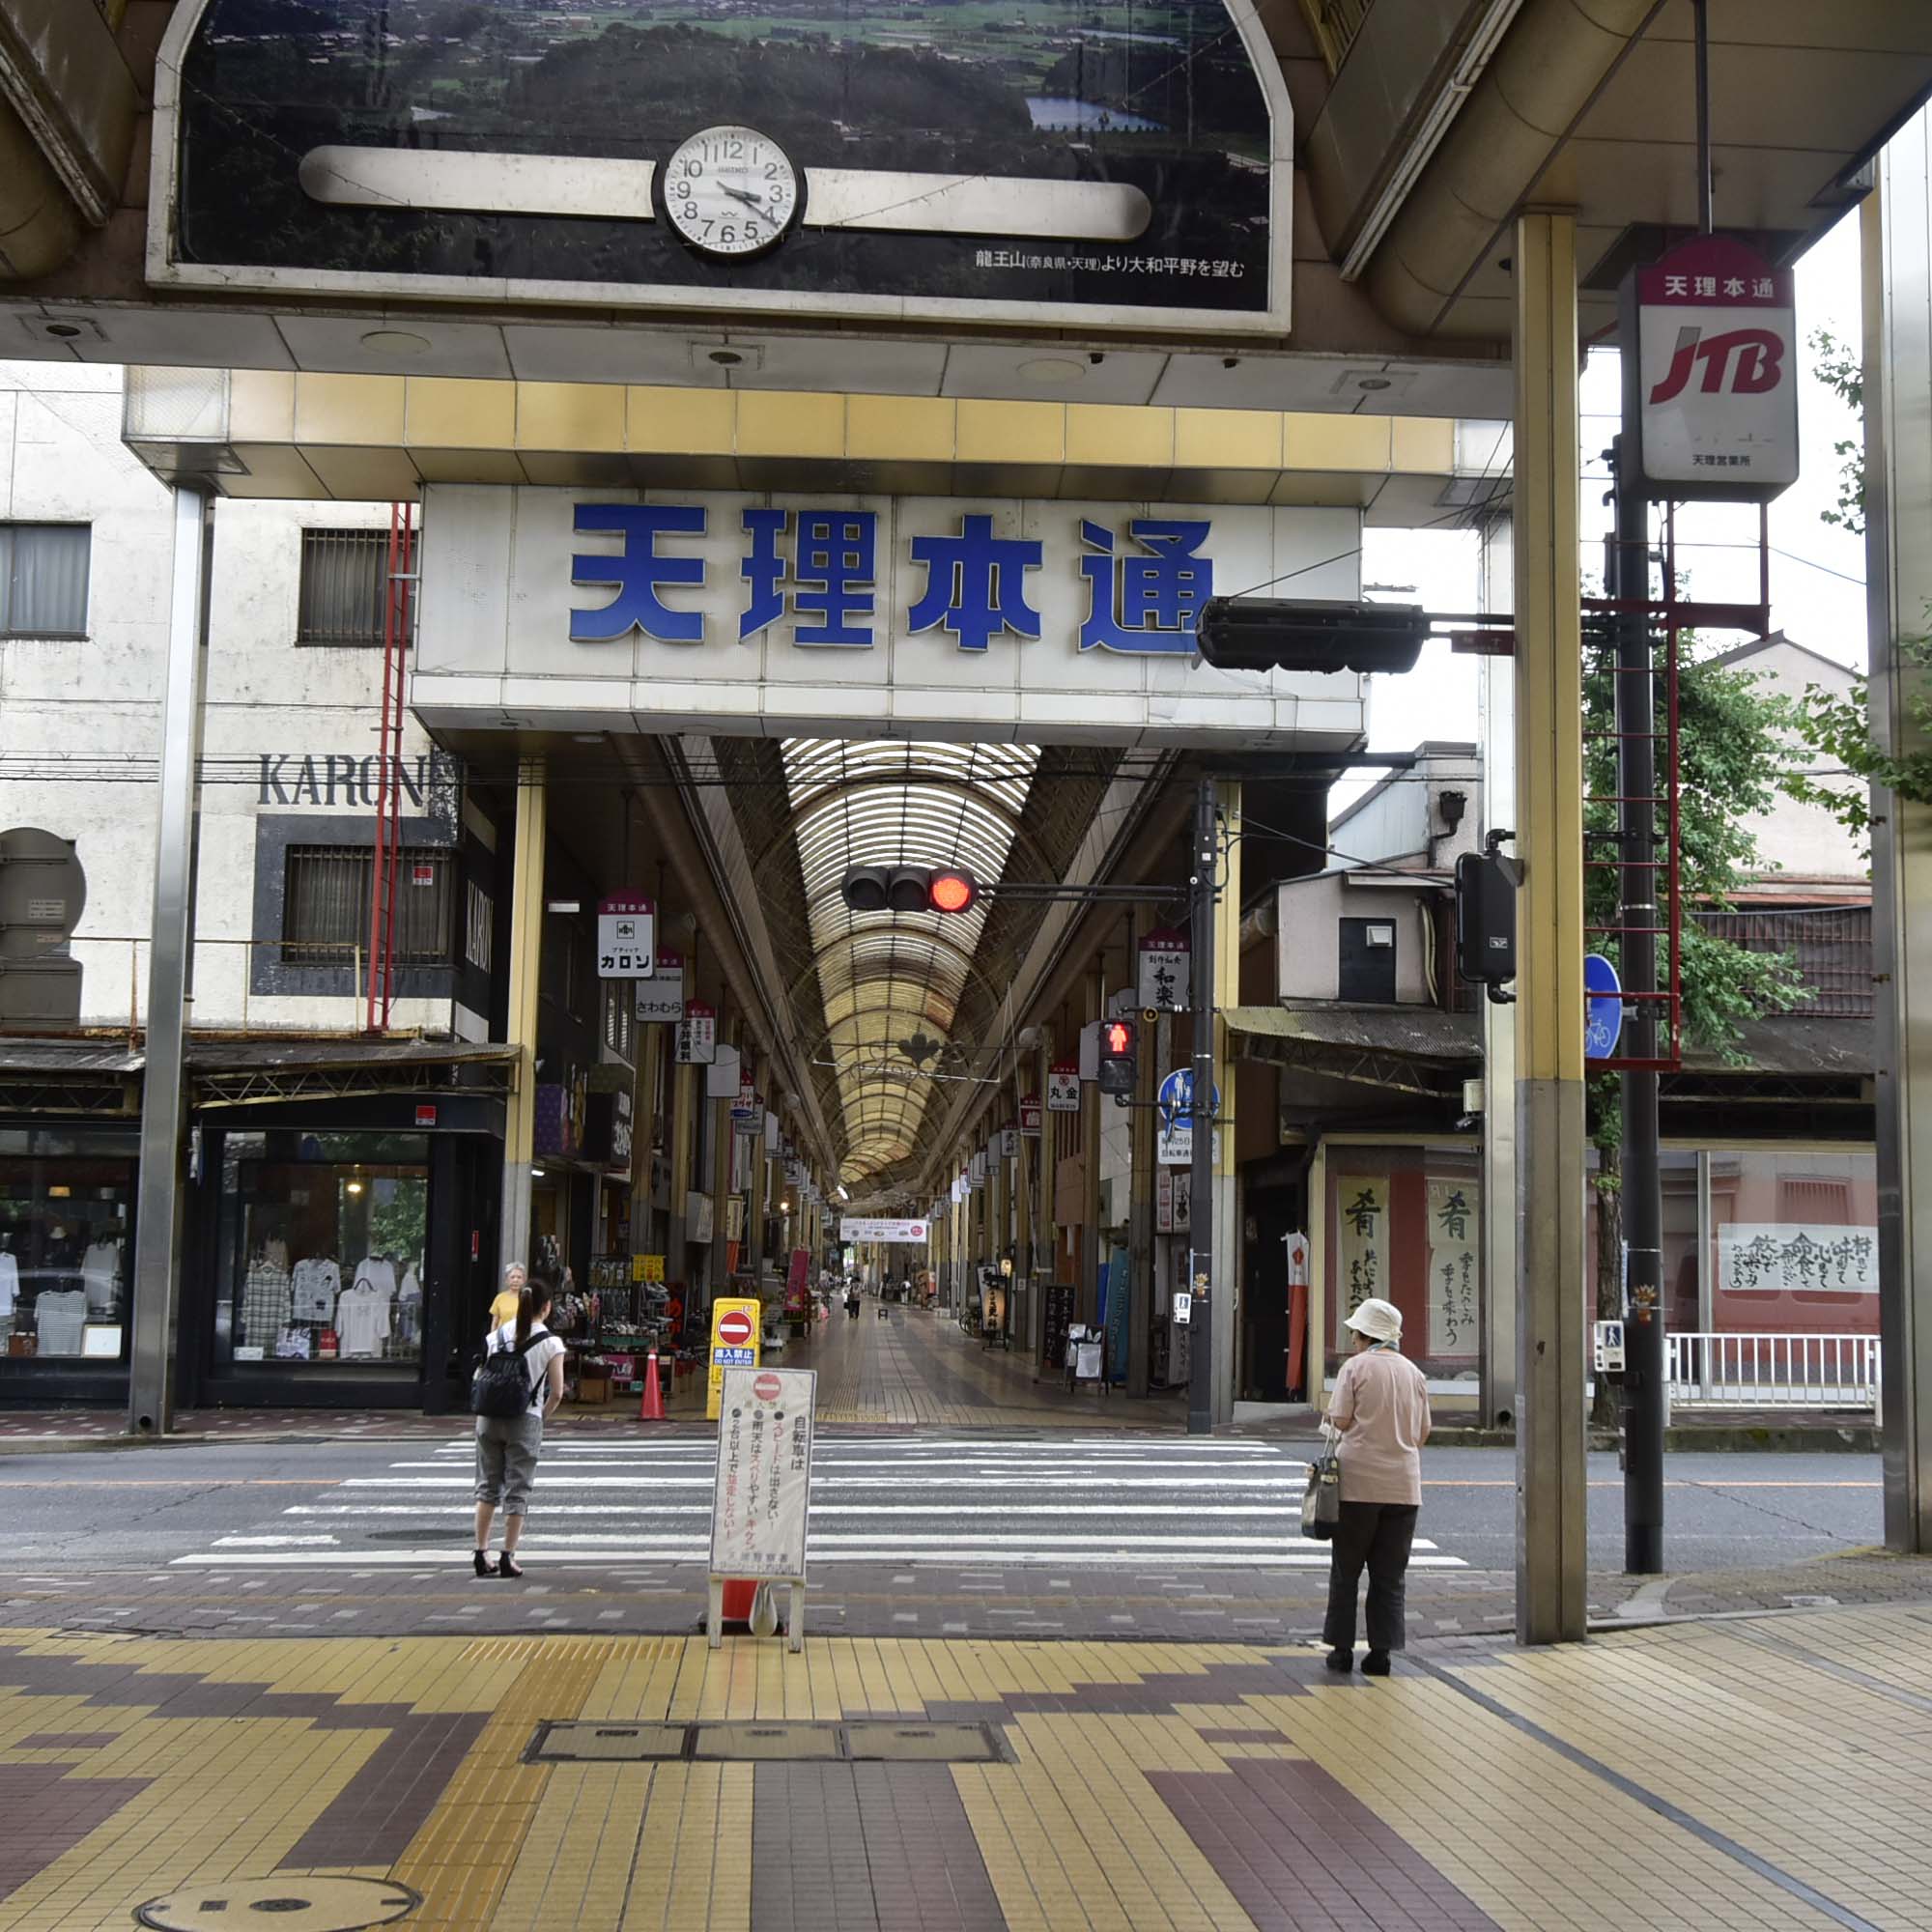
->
xmin=412 ymin=487 xmax=1366 ymax=751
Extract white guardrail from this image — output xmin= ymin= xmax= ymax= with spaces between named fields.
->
xmin=1664 ymin=1332 xmax=1880 ymax=1415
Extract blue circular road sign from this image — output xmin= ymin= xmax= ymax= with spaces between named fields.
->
xmin=1583 ymin=952 xmax=1623 ymax=1061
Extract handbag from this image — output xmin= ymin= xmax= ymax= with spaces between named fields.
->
xmin=471 ymin=1332 xmax=545 ymax=1419
xmin=1300 ymin=1437 xmax=1341 ymax=1542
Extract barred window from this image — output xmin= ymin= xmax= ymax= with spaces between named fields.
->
xmin=0 ymin=524 xmax=90 ymax=638
xmin=297 ymin=528 xmax=388 ymax=646
xmin=602 ymin=978 xmax=635 ymax=1063
xmin=282 ymin=846 xmax=455 ymax=969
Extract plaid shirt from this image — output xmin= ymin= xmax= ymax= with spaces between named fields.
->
xmin=241 ymin=1261 xmax=292 ymax=1345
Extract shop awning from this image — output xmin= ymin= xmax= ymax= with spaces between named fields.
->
xmin=0 ymin=1037 xmax=146 ymax=1116
xmin=185 ymin=1037 xmax=519 ymax=1106
xmin=1224 ymin=1005 xmax=1478 ymax=1099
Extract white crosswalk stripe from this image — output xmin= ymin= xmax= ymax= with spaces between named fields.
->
xmin=171 ymin=1433 xmax=1467 ymax=1572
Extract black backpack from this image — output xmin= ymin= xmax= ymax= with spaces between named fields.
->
xmin=471 ymin=1331 xmax=545 ymax=1419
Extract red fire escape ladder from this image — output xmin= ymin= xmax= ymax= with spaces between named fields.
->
xmin=364 ymin=502 xmax=417 ymax=1033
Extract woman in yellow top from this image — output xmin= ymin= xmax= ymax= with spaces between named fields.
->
xmin=488 ymin=1263 xmax=526 ymax=1334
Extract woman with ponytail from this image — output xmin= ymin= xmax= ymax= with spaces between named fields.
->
xmin=472 ymin=1280 xmax=565 ymax=1577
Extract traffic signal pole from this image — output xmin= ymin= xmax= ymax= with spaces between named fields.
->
xmin=1612 ymin=438 xmax=1666 ymax=1573
xmin=1187 ymin=777 xmax=1216 ymax=1436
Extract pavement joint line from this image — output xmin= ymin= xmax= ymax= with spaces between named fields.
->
xmin=1727 ymin=1617 xmax=1932 ymax=1716
xmin=1408 ymin=1646 xmax=1888 ymax=1932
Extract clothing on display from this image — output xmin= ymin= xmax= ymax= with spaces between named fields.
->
xmin=0 ymin=1250 xmax=16 ymax=1321
xmin=241 ymin=1258 xmax=293 ymax=1344
xmin=80 ymin=1240 xmax=122 ymax=1317
xmin=333 ymin=1273 xmax=393 ymax=1359
xmin=396 ymin=1267 xmax=422 ymax=1349
xmin=273 ymin=1326 xmax=312 ymax=1360
xmin=290 ymin=1257 xmax=340 ymax=1324
xmin=34 ymin=1290 xmax=87 ymax=1357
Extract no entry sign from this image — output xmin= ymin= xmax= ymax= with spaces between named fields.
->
xmin=718 ymin=1310 xmax=753 ymax=1346
xmin=706 ymin=1295 xmax=763 ymax=1419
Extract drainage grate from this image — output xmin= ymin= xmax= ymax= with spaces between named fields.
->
xmin=526 ymin=1719 xmax=1009 ymax=1765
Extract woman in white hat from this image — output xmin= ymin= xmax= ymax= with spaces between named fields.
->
xmin=1322 ymin=1295 xmax=1432 ymax=1676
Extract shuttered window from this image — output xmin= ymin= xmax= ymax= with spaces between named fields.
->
xmin=282 ymin=846 xmax=455 ymax=968
xmin=297 ymin=528 xmax=388 ymax=646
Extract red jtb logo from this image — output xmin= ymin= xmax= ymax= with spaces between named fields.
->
xmin=1649 ymin=326 xmax=1785 ymax=404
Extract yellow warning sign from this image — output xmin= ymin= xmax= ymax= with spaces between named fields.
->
xmin=706 ymin=1295 xmax=762 ymax=1419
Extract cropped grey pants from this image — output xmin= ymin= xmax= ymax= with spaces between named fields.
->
xmin=474 ymin=1410 xmax=544 ymax=1515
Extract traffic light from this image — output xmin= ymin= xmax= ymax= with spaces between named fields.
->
xmin=1097 ymin=1017 xmax=1137 ymax=1096
xmin=1455 ymin=839 xmax=1520 ymax=1001
xmin=840 ymin=865 xmax=979 ymax=916
xmin=1194 ymin=597 xmax=1431 ymax=674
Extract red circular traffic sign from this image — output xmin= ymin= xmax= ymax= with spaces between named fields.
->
xmin=753 ymin=1373 xmax=782 ymax=1402
xmin=717 ymin=1311 xmax=753 ymax=1347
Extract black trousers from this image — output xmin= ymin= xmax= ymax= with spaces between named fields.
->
xmin=1322 ymin=1500 xmax=1420 ymax=1654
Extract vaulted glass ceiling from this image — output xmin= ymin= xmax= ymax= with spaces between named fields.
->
xmin=782 ymin=740 xmax=1039 ymax=1180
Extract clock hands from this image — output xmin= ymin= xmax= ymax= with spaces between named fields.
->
xmin=722 ymin=185 xmax=769 ymax=213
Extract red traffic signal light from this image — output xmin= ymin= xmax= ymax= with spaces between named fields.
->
xmin=928 ymin=867 xmax=978 ymax=915
xmin=1097 ymin=1017 xmax=1137 ymax=1095
xmin=1102 ymin=1019 xmax=1133 ymax=1056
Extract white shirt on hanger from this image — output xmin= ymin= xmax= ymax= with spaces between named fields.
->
xmin=0 ymin=1252 xmax=16 ymax=1319
xmin=334 ymin=1282 xmax=391 ymax=1358
xmin=80 ymin=1241 xmax=120 ymax=1315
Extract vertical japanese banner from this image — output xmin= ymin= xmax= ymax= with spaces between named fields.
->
xmin=1332 ymin=1174 xmax=1386 ymax=1320
xmin=1426 ymin=1178 xmax=1481 ymax=1356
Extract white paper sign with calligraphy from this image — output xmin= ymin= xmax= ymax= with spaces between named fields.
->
xmin=709 ymin=1366 xmax=816 ymax=1582
xmin=1137 ymin=928 xmax=1191 ymax=1012
xmin=1425 ymin=1178 xmax=1480 ymax=1357
xmin=1047 ymin=1065 xmax=1082 ymax=1114
xmin=1718 ymin=1224 xmax=1878 ymax=1295
xmin=1333 ymin=1175 xmax=1386 ymax=1318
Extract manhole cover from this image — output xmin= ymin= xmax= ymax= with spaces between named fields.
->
xmin=694 ymin=1722 xmax=843 ymax=1761
xmin=844 ymin=1721 xmax=1006 ymax=1763
xmin=526 ymin=1721 xmax=688 ymax=1762
xmin=136 ymin=1876 xmax=417 ymax=1931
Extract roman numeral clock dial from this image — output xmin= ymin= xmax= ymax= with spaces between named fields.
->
xmin=662 ymin=126 xmax=802 ymax=261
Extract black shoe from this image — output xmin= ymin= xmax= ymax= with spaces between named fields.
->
xmin=1361 ymin=1650 xmax=1392 ymax=1676
xmin=1323 ymin=1647 xmax=1353 ymax=1673
xmin=497 ymin=1552 xmax=525 ymax=1578
xmin=473 ymin=1549 xmax=497 ymax=1577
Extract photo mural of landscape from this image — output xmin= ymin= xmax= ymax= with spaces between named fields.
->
xmin=177 ymin=0 xmax=1274 ymax=313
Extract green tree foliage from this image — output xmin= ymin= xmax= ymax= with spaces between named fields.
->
xmin=1810 ymin=327 xmax=1866 ymax=537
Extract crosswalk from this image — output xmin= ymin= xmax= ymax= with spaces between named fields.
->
xmin=173 ymin=1434 xmax=1467 ymax=1573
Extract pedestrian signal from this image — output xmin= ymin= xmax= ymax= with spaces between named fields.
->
xmin=1097 ymin=1017 xmax=1137 ymax=1096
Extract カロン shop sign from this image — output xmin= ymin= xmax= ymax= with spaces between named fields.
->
xmin=1622 ymin=235 xmax=1799 ymax=502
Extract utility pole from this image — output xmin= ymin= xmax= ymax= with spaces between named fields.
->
xmin=1612 ymin=435 xmax=1665 ymax=1574
xmin=1187 ymin=777 xmax=1216 ymax=1436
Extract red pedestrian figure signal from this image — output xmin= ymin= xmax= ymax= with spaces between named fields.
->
xmin=1098 ymin=1018 xmax=1137 ymax=1096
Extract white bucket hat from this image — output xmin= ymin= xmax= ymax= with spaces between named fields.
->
xmin=1344 ymin=1296 xmax=1403 ymax=1344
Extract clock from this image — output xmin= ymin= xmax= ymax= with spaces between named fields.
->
xmin=661 ymin=126 xmax=801 ymax=260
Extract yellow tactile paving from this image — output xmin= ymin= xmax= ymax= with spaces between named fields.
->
xmin=0 ymin=1615 xmax=1912 ymax=1928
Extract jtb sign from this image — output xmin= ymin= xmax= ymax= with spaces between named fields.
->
xmin=1623 ymin=236 xmax=1799 ymax=502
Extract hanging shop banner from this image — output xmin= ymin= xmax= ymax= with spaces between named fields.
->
xmin=596 ymin=895 xmax=655 ymax=979
xmin=634 ymin=1254 xmax=667 ymax=1285
xmin=688 ymin=1193 xmax=715 ymax=1246
xmin=838 ymin=1218 xmax=930 ymax=1245
xmin=702 ymin=1037 xmax=738 ymax=1095
xmin=705 ymin=1297 xmax=765 ymax=1422
xmin=1156 ymin=1166 xmax=1175 ymax=1235
xmin=637 ymin=951 xmax=686 ymax=1024
xmin=1623 ymin=235 xmax=1800 ymax=503
xmin=1020 ymin=1096 xmax=1042 ymax=1137
xmin=997 ymin=1125 xmax=1019 ymax=1160
xmin=682 ymin=1005 xmax=721 ymax=1068
xmin=710 ymin=1366 xmax=816 ymax=1582
xmin=970 ymin=1151 xmax=987 ymax=1185
xmin=1047 ymin=1065 xmax=1081 ymax=1114
xmin=1137 ymin=929 xmax=1191 ymax=1011
xmin=1334 ymin=1174 xmax=1386 ymax=1317
xmin=1717 ymin=1223 xmax=1879 ymax=1295
xmin=1425 ymin=1179 xmax=1481 ymax=1357
xmin=156 ymin=1 xmax=1290 ymax=338
xmin=1285 ymin=1231 xmax=1311 ymax=1287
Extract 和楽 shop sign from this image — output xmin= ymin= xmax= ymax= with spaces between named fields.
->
xmin=1622 ymin=236 xmax=1799 ymax=502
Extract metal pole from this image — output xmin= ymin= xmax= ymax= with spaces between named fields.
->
xmin=1613 ymin=435 xmax=1665 ymax=1574
xmin=1187 ymin=777 xmax=1216 ymax=1436
xmin=128 ymin=487 xmax=212 ymax=1436
xmin=1692 ymin=0 xmax=1714 ymax=236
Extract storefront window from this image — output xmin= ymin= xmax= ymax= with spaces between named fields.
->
xmin=0 ymin=1128 xmax=135 ymax=1364
xmin=1708 ymin=1149 xmax=1877 ymax=1336
xmin=1323 ymin=1144 xmax=1480 ymax=1378
xmin=216 ymin=1131 xmax=428 ymax=1369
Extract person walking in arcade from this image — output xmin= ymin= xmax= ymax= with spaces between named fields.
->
xmin=1321 ymin=1295 xmax=1432 ymax=1676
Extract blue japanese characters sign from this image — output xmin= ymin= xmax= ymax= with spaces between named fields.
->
xmin=568 ymin=502 xmax=1211 ymax=655
xmin=413 ymin=485 xmax=1367 ymax=752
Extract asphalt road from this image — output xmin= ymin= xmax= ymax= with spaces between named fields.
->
xmin=0 ymin=1436 xmax=1883 ymax=1577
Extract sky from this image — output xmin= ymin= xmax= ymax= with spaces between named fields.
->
xmin=1351 ymin=208 xmax=1868 ymax=775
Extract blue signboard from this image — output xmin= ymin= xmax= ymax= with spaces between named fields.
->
xmin=1157 ymin=1067 xmax=1219 ymax=1126
xmin=1584 ymin=952 xmax=1624 ymax=1061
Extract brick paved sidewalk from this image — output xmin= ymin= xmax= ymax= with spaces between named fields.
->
xmin=0 ymin=1602 xmax=1921 ymax=1930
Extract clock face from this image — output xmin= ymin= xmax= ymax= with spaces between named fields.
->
xmin=662 ymin=126 xmax=800 ymax=260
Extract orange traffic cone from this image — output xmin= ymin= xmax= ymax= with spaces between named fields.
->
xmin=639 ymin=1350 xmax=665 ymax=1422
xmin=721 ymin=1578 xmax=757 ymax=1626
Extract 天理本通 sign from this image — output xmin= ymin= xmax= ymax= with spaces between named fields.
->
xmin=596 ymin=895 xmax=655 ymax=979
